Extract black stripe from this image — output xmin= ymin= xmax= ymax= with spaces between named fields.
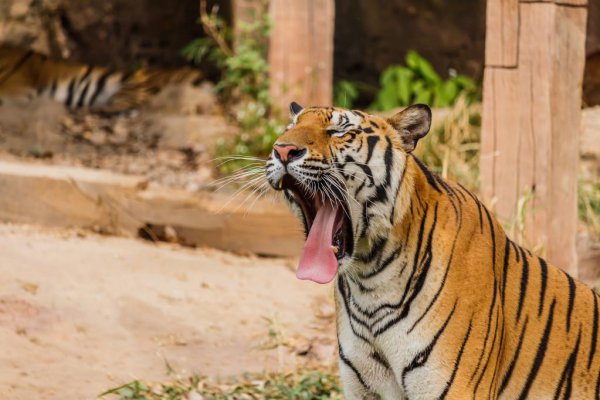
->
xmin=396 ymin=205 xmax=438 ymax=318
xmin=407 ymin=213 xmax=461 ymax=334
xmin=513 ymin=241 xmax=521 ymax=263
xmin=437 ymin=178 xmax=460 ymax=220
xmin=501 ymin=237 xmax=511 ymax=308
xmin=374 ymin=206 xmax=438 ymax=338
xmin=488 ymin=314 xmax=506 ymax=398
xmin=370 ymin=184 xmax=389 ymax=204
xmin=453 ymin=183 xmax=468 ymax=202
xmin=360 ymin=246 xmax=402 ymax=279
xmin=355 ymin=237 xmax=386 ymax=264
xmin=371 ymin=350 xmax=390 ymax=369
xmin=348 ymin=276 xmax=375 ymax=294
xmin=365 ymin=135 xmax=379 ymax=164
xmin=589 ymin=292 xmax=599 ymax=369
xmin=439 ymin=319 xmax=473 ymax=400
xmin=482 ymin=207 xmax=497 ymax=272
xmin=336 ymin=276 xmax=371 ymax=343
xmin=538 ymin=257 xmax=548 ymax=317
xmin=499 ymin=316 xmax=529 ymax=395
xmin=553 ymin=327 xmax=581 ymax=400
xmin=360 ymin=202 xmax=370 ymax=237
xmin=470 ymin=207 xmax=498 ymax=383
xmin=459 ymin=183 xmax=484 ymax=233
xmin=473 ymin=304 xmax=502 ymax=395
xmin=355 ymin=179 xmax=367 ymax=197
xmin=89 ymin=69 xmax=113 ymax=106
xmin=402 ymin=301 xmax=457 ymax=386
xmin=345 ymin=155 xmax=374 ymax=186
xmin=470 ymin=279 xmax=498 ymax=383
xmin=64 ymin=78 xmax=76 ymax=107
xmin=516 ymin=247 xmax=529 ymax=323
xmin=339 ymin=344 xmax=371 ymax=391
xmin=411 ymin=155 xmax=442 ymax=193
xmin=383 ymin=137 xmax=393 ymax=187
xmin=517 ymin=298 xmax=556 ymax=400
xmin=565 ymin=272 xmax=576 ymax=332
xmin=76 ymin=80 xmax=91 ymax=107
xmin=79 ymin=65 xmax=93 ymax=83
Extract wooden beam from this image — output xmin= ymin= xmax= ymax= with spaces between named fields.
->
xmin=267 ymin=0 xmax=335 ymax=110
xmin=481 ymin=0 xmax=587 ymax=275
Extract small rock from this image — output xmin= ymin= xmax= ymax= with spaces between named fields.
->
xmin=188 ymin=390 xmax=204 ymax=400
xmin=164 ymin=225 xmax=178 ymax=243
xmin=317 ymin=303 xmax=335 ymax=319
xmin=311 ymin=342 xmax=336 ymax=363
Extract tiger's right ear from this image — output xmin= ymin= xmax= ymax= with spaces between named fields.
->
xmin=290 ymin=101 xmax=303 ymax=117
xmin=386 ymin=104 xmax=431 ymax=153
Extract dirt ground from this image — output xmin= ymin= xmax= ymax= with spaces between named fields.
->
xmin=0 ymin=224 xmax=336 ymax=400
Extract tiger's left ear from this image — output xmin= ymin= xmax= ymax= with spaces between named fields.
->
xmin=289 ymin=101 xmax=303 ymax=117
xmin=386 ymin=104 xmax=431 ymax=152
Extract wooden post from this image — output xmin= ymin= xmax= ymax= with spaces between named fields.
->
xmin=267 ymin=0 xmax=335 ymax=111
xmin=481 ymin=0 xmax=587 ymax=276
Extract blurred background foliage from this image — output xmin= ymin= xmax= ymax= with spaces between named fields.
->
xmin=181 ymin=0 xmax=285 ymax=175
xmin=183 ymin=2 xmax=482 ymax=176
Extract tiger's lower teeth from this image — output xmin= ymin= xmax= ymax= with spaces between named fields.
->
xmin=331 ymin=246 xmax=339 ymax=255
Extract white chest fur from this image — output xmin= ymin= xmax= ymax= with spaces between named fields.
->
xmin=335 ymin=251 xmax=451 ymax=400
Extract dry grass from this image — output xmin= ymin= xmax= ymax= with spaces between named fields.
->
xmin=579 ymin=179 xmax=600 ymax=237
xmin=413 ymin=96 xmax=481 ymax=192
xmin=415 ymin=98 xmax=599 ymax=241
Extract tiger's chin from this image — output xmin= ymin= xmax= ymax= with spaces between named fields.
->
xmin=275 ymin=174 xmax=354 ymax=283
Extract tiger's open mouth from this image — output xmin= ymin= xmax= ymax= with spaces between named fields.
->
xmin=278 ymin=174 xmax=353 ymax=284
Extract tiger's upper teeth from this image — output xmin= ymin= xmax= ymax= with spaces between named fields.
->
xmin=331 ymin=246 xmax=339 ymax=255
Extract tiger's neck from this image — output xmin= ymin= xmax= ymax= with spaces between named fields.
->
xmin=345 ymin=154 xmax=461 ymax=293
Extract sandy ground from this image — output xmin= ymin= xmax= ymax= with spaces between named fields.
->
xmin=0 ymin=224 xmax=335 ymax=400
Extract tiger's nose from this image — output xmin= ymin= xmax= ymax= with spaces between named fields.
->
xmin=273 ymin=144 xmax=307 ymax=164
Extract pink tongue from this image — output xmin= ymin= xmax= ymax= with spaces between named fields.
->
xmin=297 ymin=201 xmax=339 ymax=284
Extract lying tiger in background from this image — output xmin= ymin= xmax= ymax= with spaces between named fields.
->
xmin=0 ymin=46 xmax=202 ymax=112
xmin=265 ymin=102 xmax=600 ymax=399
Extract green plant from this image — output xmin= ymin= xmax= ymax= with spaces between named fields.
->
xmin=371 ymin=50 xmax=478 ymax=111
xmin=413 ymin=95 xmax=481 ymax=191
xmin=181 ymin=0 xmax=270 ymax=104
xmin=100 ymin=370 xmax=342 ymax=400
xmin=181 ymin=0 xmax=284 ymax=174
xmin=333 ymin=80 xmax=359 ymax=109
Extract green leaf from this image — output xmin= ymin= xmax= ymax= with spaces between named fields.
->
xmin=395 ymin=67 xmax=414 ymax=106
xmin=453 ymin=74 xmax=476 ymax=90
xmin=405 ymin=50 xmax=422 ymax=70
xmin=374 ymin=84 xmax=399 ymax=111
xmin=334 ymin=80 xmax=360 ymax=108
xmin=413 ymin=81 xmax=432 ymax=104
xmin=380 ymin=66 xmax=398 ymax=87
